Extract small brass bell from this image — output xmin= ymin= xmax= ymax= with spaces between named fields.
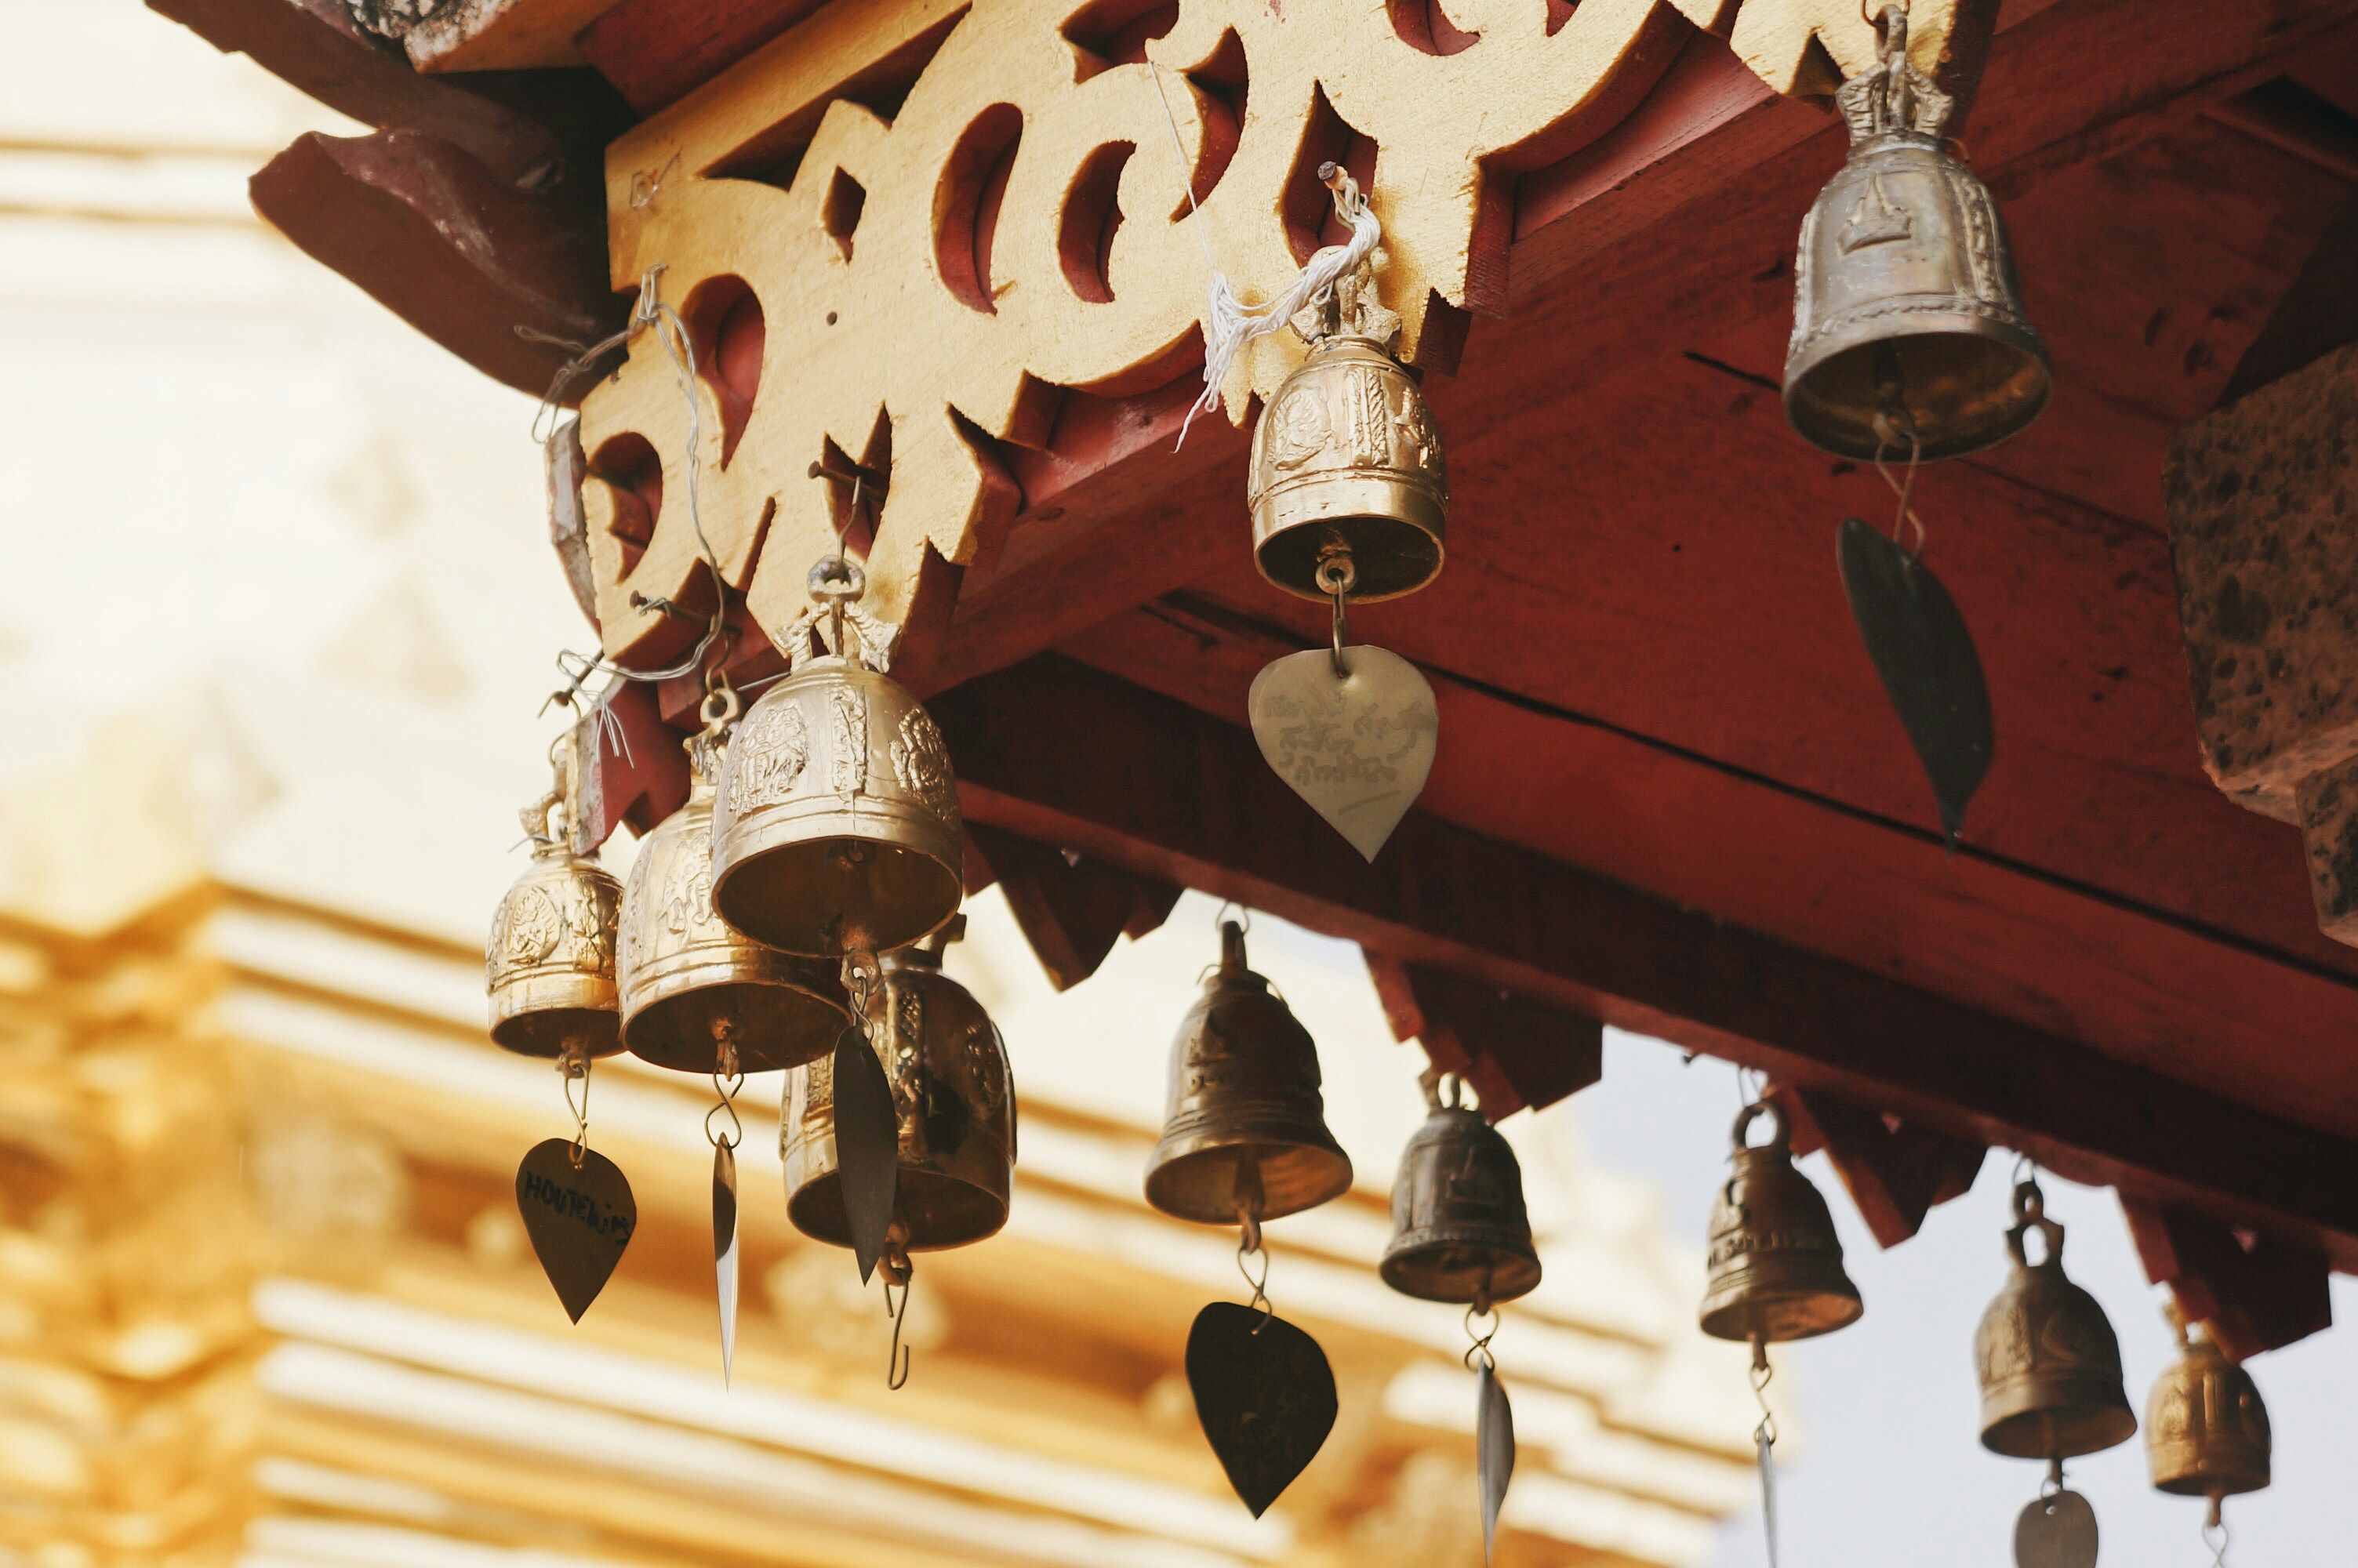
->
xmin=1974 ymin=1178 xmax=2135 ymax=1460
xmin=1783 ymin=5 xmax=2048 ymax=460
xmin=1145 ymin=920 xmax=1352 ymax=1226
xmin=619 ymin=707 xmax=850 ymax=1073
xmin=1697 ymin=1099 xmax=1863 ymax=1346
xmin=781 ymin=916 xmax=1013 ymax=1252
xmin=2147 ymin=1308 xmax=2270 ymax=1517
xmin=1380 ymin=1076 xmax=1540 ymax=1308
xmin=489 ymin=747 xmax=623 ymax=1060
xmin=712 ymin=557 xmax=965 ymax=959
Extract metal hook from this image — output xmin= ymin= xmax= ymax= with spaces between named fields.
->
xmin=882 ymin=1247 xmax=914 ymax=1390
xmin=561 ymin=1047 xmax=592 ymax=1167
xmin=1315 ymin=539 xmax=1357 ymax=679
xmin=1463 ymin=1302 xmax=1500 ymax=1371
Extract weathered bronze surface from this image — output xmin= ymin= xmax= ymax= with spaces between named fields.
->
xmin=1379 ymin=1083 xmax=1541 ymax=1308
xmin=1697 ymin=1100 xmax=1862 ymax=1345
xmin=1975 ymin=1180 xmax=2135 ymax=1460
xmin=1186 ymin=1301 xmax=1338 ymax=1519
xmin=1145 ymin=922 xmax=1351 ymax=1226
xmin=1784 ymin=7 xmax=2047 ymax=460
xmin=489 ymin=764 xmax=624 ymax=1060
xmin=2147 ymin=1312 xmax=2271 ymax=1504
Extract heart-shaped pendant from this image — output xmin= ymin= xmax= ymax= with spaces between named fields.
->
xmin=1248 ymin=645 xmax=1438 ymax=860
xmin=515 ymin=1138 xmax=637 ymax=1323
xmin=1186 ymin=1301 xmax=1338 ymax=1517
xmin=832 ymin=1025 xmax=901 ymax=1283
xmin=2014 ymin=1489 xmax=2098 ymax=1568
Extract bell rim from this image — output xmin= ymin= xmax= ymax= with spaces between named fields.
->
xmin=1248 ymin=481 xmax=1446 ymax=604
xmin=489 ymin=995 xmax=624 ymax=1059
xmin=1143 ymin=1139 xmax=1353 ymax=1226
xmin=620 ymin=965 xmax=849 ymax=1073
xmin=1783 ymin=318 xmax=2052 ymax=461
xmin=1978 ymin=1395 xmax=2139 ymax=1461
xmin=1377 ymin=1237 xmax=1542 ymax=1305
xmin=1696 ymin=1280 xmax=1865 ymax=1345
xmin=2150 ymin=1465 xmax=2270 ymax=1501
xmin=782 ymin=1163 xmax=1012 ymax=1252
xmin=710 ymin=800 xmax=966 ymax=958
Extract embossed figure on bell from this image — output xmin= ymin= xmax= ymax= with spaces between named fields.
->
xmin=1145 ymin=920 xmax=1352 ymax=1226
xmin=711 ymin=557 xmax=965 ymax=958
xmin=1379 ymin=1076 xmax=1541 ymax=1308
xmin=1697 ymin=1098 xmax=1862 ymax=1345
xmin=781 ymin=916 xmax=1013 ymax=1251
xmin=488 ymin=745 xmax=624 ymax=1060
xmin=1975 ymin=1179 xmax=2136 ymax=1461
xmin=2147 ymin=1306 xmax=2271 ymax=1519
xmin=619 ymin=710 xmax=851 ymax=1073
xmin=1783 ymin=5 xmax=2049 ymax=460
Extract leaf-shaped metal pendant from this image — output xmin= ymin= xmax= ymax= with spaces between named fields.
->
xmin=1248 ymin=646 xmax=1438 ymax=861
xmin=1837 ymin=517 xmax=1993 ymax=847
xmin=1186 ymin=1301 xmax=1338 ymax=1518
xmin=714 ymin=1139 xmax=739 ymax=1385
xmin=1477 ymin=1363 xmax=1515 ymax=1562
xmin=2014 ymin=1489 xmax=2098 ymax=1568
xmin=515 ymin=1138 xmax=636 ymax=1323
xmin=832 ymin=1025 xmax=900 ymax=1283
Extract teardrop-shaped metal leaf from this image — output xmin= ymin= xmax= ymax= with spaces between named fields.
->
xmin=2014 ymin=1488 xmax=2098 ymax=1568
xmin=1838 ymin=517 xmax=1993 ymax=847
xmin=832 ymin=1025 xmax=899 ymax=1283
xmin=1186 ymin=1301 xmax=1337 ymax=1518
xmin=714 ymin=1139 xmax=739 ymax=1385
xmin=515 ymin=1138 xmax=636 ymax=1324
xmin=1477 ymin=1363 xmax=1515 ymax=1562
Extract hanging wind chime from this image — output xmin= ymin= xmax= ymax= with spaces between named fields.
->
xmin=1146 ymin=917 xmax=1352 ymax=1515
xmin=616 ymin=669 xmax=853 ymax=1377
xmin=1786 ymin=1 xmax=2048 ymax=845
xmin=2146 ymin=1306 xmax=2271 ymax=1566
xmin=1974 ymin=1174 xmax=2135 ymax=1568
xmin=1695 ymin=1094 xmax=1863 ymax=1568
xmin=1379 ymin=1074 xmax=1540 ymax=1561
xmin=488 ymin=739 xmax=636 ymax=1323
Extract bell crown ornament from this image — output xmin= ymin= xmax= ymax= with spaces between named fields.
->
xmin=1974 ymin=1178 xmax=2136 ymax=1460
xmin=1783 ymin=4 xmax=2049 ymax=461
xmin=619 ymin=696 xmax=851 ymax=1073
xmin=489 ymin=743 xmax=624 ymax=1060
xmin=1697 ymin=1098 xmax=1863 ymax=1345
xmin=1144 ymin=920 xmax=1353 ymax=1226
xmin=2146 ymin=1305 xmax=2271 ymax=1504
xmin=782 ymin=914 xmax=1013 ymax=1251
xmin=1379 ymin=1074 xmax=1541 ymax=1308
xmin=710 ymin=557 xmax=965 ymax=960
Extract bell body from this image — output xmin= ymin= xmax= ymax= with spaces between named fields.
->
xmin=782 ymin=928 xmax=1012 ymax=1251
xmin=1145 ymin=922 xmax=1351 ymax=1225
xmin=1697 ymin=1102 xmax=1862 ymax=1345
xmin=488 ymin=840 xmax=623 ymax=1059
xmin=710 ymin=655 xmax=965 ymax=959
xmin=1975 ymin=1191 xmax=2135 ymax=1460
xmin=2147 ymin=1326 xmax=2270 ymax=1501
xmin=1785 ymin=139 xmax=2047 ymax=460
xmin=1249 ymin=335 xmax=1446 ymax=603
xmin=1379 ymin=1101 xmax=1540 ymax=1307
xmin=619 ymin=746 xmax=849 ymax=1073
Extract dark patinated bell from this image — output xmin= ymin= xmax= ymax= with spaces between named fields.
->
xmin=1784 ymin=6 xmax=2048 ymax=460
xmin=1698 ymin=1099 xmax=1862 ymax=1345
xmin=1379 ymin=1077 xmax=1540 ymax=1308
xmin=1975 ymin=1179 xmax=2136 ymax=1460
xmin=2147 ymin=1308 xmax=2270 ymax=1509
xmin=1144 ymin=921 xmax=1352 ymax=1226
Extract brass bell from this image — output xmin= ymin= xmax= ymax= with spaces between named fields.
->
xmin=619 ymin=714 xmax=850 ymax=1073
xmin=488 ymin=749 xmax=623 ymax=1060
xmin=1974 ymin=1178 xmax=2136 ymax=1460
xmin=1145 ymin=920 xmax=1352 ymax=1226
xmin=1379 ymin=1076 xmax=1540 ymax=1308
xmin=1697 ymin=1099 xmax=1862 ymax=1345
xmin=782 ymin=916 xmax=1013 ymax=1251
xmin=1783 ymin=5 xmax=2048 ymax=460
xmin=712 ymin=557 xmax=965 ymax=959
xmin=2147 ymin=1308 xmax=2271 ymax=1512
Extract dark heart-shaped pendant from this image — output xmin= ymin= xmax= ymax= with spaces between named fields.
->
xmin=515 ymin=1138 xmax=636 ymax=1323
xmin=1477 ymin=1363 xmax=1515 ymax=1561
xmin=1838 ymin=517 xmax=1993 ymax=847
xmin=714 ymin=1139 xmax=739 ymax=1385
xmin=1186 ymin=1301 xmax=1338 ymax=1518
xmin=832 ymin=1025 xmax=900 ymax=1283
xmin=1248 ymin=645 xmax=1439 ymax=861
xmin=2014 ymin=1488 xmax=2098 ymax=1568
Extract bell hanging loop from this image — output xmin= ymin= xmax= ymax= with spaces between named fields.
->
xmin=1782 ymin=0 xmax=2049 ymax=460
xmin=1697 ymin=1096 xmax=1862 ymax=1346
xmin=1379 ymin=1075 xmax=1542 ymax=1308
xmin=488 ymin=739 xmax=625 ymax=1060
xmin=1974 ymin=1177 xmax=2136 ymax=1461
xmin=2146 ymin=1305 xmax=2271 ymax=1510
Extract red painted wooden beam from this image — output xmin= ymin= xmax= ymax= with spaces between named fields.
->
xmin=2124 ymin=1197 xmax=2334 ymax=1359
xmin=1365 ymin=956 xmax=1604 ymax=1120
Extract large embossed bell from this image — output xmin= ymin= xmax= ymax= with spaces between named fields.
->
xmin=782 ymin=916 xmax=1013 ymax=1252
xmin=1975 ymin=1178 xmax=2135 ymax=1460
xmin=1146 ymin=920 xmax=1351 ymax=1225
xmin=1784 ymin=6 xmax=2047 ymax=460
xmin=619 ymin=708 xmax=850 ymax=1073
xmin=1379 ymin=1076 xmax=1540 ymax=1307
xmin=2147 ymin=1308 xmax=2271 ymax=1512
xmin=712 ymin=557 xmax=965 ymax=959
xmin=1698 ymin=1099 xmax=1862 ymax=1345
xmin=488 ymin=749 xmax=623 ymax=1060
